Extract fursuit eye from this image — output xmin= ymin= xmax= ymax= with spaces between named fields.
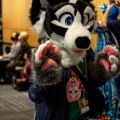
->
xmin=82 ymin=14 xmax=89 ymax=25
xmin=60 ymin=14 xmax=73 ymax=26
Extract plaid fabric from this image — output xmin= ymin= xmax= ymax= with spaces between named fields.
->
xmin=116 ymin=99 xmax=120 ymax=120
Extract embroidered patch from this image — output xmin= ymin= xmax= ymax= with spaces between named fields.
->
xmin=97 ymin=113 xmax=111 ymax=120
xmin=79 ymin=99 xmax=89 ymax=115
xmin=66 ymin=77 xmax=83 ymax=102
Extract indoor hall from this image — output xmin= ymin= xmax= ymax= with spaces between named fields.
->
xmin=0 ymin=84 xmax=34 ymax=120
xmin=0 ymin=0 xmax=120 ymax=120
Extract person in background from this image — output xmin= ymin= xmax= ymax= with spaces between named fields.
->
xmin=0 ymin=32 xmax=21 ymax=83
xmin=12 ymin=52 xmax=31 ymax=91
xmin=4 ymin=46 xmax=10 ymax=54
xmin=100 ymin=0 xmax=120 ymax=119
xmin=3 ymin=32 xmax=21 ymax=59
xmin=14 ymin=31 xmax=31 ymax=66
xmin=6 ymin=31 xmax=31 ymax=82
xmin=100 ymin=0 xmax=120 ymax=97
xmin=93 ymin=3 xmax=119 ymax=120
xmin=100 ymin=0 xmax=120 ymax=45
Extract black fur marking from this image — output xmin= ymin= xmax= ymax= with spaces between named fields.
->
xmin=29 ymin=0 xmax=42 ymax=25
xmin=88 ymin=25 xmax=94 ymax=32
xmin=82 ymin=0 xmax=95 ymax=10
xmin=44 ymin=7 xmax=57 ymax=36
xmin=76 ymin=0 xmax=89 ymax=16
xmin=44 ymin=3 xmax=76 ymax=36
xmin=76 ymin=0 xmax=96 ymax=21
xmin=47 ymin=0 xmax=69 ymax=5
xmin=51 ymin=23 xmax=67 ymax=37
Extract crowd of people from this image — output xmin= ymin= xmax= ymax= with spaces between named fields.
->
xmin=0 ymin=31 xmax=31 ymax=91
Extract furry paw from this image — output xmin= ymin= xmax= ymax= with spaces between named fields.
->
xmin=31 ymin=41 xmax=62 ymax=85
xmin=100 ymin=45 xmax=119 ymax=72
xmin=91 ymin=45 xmax=120 ymax=84
xmin=35 ymin=41 xmax=60 ymax=70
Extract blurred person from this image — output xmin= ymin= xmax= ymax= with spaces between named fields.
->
xmin=6 ymin=31 xmax=31 ymax=82
xmin=14 ymin=31 xmax=31 ymax=66
xmin=12 ymin=52 xmax=31 ymax=91
xmin=93 ymin=4 xmax=119 ymax=120
xmin=100 ymin=0 xmax=120 ymax=119
xmin=5 ymin=46 xmax=10 ymax=54
xmin=0 ymin=32 xmax=21 ymax=83
xmin=94 ymin=3 xmax=119 ymax=52
xmin=100 ymin=0 xmax=120 ymax=98
xmin=100 ymin=0 xmax=120 ymax=45
xmin=3 ymin=32 xmax=21 ymax=59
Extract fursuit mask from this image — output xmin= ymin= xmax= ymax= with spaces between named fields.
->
xmin=30 ymin=0 xmax=96 ymax=54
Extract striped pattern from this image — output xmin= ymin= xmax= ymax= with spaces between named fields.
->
xmin=0 ymin=85 xmax=34 ymax=120
xmin=116 ymin=100 xmax=120 ymax=120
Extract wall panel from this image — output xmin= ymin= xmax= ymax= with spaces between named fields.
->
xmin=2 ymin=0 xmax=110 ymax=47
xmin=2 ymin=0 xmax=39 ymax=47
xmin=91 ymin=0 xmax=109 ymax=50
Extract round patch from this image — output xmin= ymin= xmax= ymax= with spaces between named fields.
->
xmin=66 ymin=77 xmax=83 ymax=102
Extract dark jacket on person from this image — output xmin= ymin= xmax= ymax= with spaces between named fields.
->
xmin=28 ymin=51 xmax=106 ymax=120
xmin=14 ymin=40 xmax=31 ymax=66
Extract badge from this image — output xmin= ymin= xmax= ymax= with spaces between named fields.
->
xmin=98 ymin=113 xmax=111 ymax=120
xmin=66 ymin=77 xmax=83 ymax=102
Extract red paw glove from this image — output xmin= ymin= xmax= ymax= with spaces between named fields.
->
xmin=35 ymin=41 xmax=59 ymax=70
xmin=100 ymin=45 xmax=119 ymax=72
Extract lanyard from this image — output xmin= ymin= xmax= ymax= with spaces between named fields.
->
xmin=70 ymin=59 xmax=88 ymax=89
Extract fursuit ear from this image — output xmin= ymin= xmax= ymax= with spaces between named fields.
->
xmin=29 ymin=0 xmax=49 ymax=37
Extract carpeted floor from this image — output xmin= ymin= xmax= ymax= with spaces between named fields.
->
xmin=0 ymin=85 xmax=34 ymax=120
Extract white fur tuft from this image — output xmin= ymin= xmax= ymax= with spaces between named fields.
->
xmin=110 ymin=64 xmax=118 ymax=72
xmin=32 ymin=11 xmax=46 ymax=38
xmin=60 ymin=50 xmax=85 ymax=67
xmin=35 ymin=41 xmax=51 ymax=63
xmin=109 ymin=55 xmax=118 ymax=64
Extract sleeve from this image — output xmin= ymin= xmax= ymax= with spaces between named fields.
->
xmin=6 ymin=42 xmax=21 ymax=59
xmin=13 ymin=42 xmax=21 ymax=58
xmin=28 ymin=70 xmax=48 ymax=104
xmin=107 ymin=20 xmax=120 ymax=33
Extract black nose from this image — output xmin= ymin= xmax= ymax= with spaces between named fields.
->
xmin=75 ymin=36 xmax=90 ymax=49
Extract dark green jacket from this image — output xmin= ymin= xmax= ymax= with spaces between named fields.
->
xmin=14 ymin=40 xmax=31 ymax=66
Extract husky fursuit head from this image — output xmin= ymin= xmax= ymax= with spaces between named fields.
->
xmin=30 ymin=0 xmax=96 ymax=67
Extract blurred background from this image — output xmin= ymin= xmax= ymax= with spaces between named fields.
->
xmin=0 ymin=0 xmax=119 ymax=120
